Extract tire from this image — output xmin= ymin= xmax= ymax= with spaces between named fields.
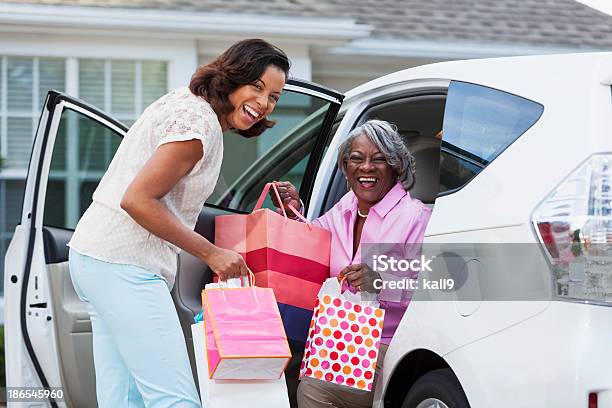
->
xmin=401 ymin=369 xmax=470 ymax=408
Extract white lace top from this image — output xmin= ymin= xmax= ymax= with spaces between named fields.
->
xmin=68 ymin=87 xmax=223 ymax=289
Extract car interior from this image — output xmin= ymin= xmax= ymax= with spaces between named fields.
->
xmin=323 ymin=93 xmax=447 ymax=213
xmin=39 ymin=90 xmax=448 ymax=407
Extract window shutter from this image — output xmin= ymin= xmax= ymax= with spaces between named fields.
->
xmin=7 ymin=57 xmax=32 ymax=112
xmin=142 ymin=62 xmax=167 ymax=109
xmin=39 ymin=58 xmax=65 ymax=107
xmin=6 ymin=118 xmax=32 ymax=169
xmin=79 ymin=59 xmax=105 ymax=108
xmin=111 ymin=60 xmax=136 ymax=116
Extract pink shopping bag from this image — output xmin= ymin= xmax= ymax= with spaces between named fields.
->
xmin=215 ymin=183 xmax=331 ymax=312
xmin=299 ymin=278 xmax=385 ymax=391
xmin=202 ymin=274 xmax=291 ymax=380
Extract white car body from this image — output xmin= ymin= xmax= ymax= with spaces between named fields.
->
xmin=310 ymin=53 xmax=612 ymax=408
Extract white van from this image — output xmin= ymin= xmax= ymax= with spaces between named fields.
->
xmin=5 ymin=52 xmax=612 ymax=408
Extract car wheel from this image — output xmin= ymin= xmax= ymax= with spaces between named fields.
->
xmin=401 ymin=368 xmax=470 ymax=408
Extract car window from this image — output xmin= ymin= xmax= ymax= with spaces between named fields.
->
xmin=44 ymin=109 xmax=124 ymax=229
xmin=440 ymin=81 xmax=543 ymax=192
xmin=209 ymin=91 xmax=331 ymax=212
xmin=320 ymin=92 xmax=447 ymax=215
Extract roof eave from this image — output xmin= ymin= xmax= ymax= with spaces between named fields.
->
xmin=0 ymin=3 xmax=373 ymax=44
xmin=332 ymin=38 xmax=608 ymax=59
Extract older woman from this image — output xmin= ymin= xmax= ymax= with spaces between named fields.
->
xmin=273 ymin=119 xmax=431 ymax=408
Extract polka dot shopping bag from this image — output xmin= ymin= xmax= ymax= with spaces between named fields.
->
xmin=299 ymin=277 xmax=385 ymax=391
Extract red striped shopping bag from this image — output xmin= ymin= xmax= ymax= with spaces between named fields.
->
xmin=215 ymin=183 xmax=331 ymax=342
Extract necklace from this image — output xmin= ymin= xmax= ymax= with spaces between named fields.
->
xmin=357 ymin=208 xmax=368 ymax=218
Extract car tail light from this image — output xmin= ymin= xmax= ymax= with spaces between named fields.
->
xmin=532 ymin=154 xmax=612 ymax=304
xmin=589 ymin=393 xmax=598 ymax=408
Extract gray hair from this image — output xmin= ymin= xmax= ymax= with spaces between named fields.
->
xmin=336 ymin=119 xmax=416 ymax=190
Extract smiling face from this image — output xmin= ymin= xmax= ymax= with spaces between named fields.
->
xmin=346 ymin=133 xmax=396 ymax=210
xmin=224 ymin=64 xmax=286 ymax=131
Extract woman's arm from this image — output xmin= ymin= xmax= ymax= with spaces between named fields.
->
xmin=121 ymin=139 xmax=248 ymax=280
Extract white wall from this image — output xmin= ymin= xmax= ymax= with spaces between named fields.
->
xmin=312 ymin=53 xmax=445 ymax=92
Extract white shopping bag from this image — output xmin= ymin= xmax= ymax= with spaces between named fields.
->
xmin=204 ymin=277 xmax=249 ymax=290
xmin=318 ymin=276 xmax=380 ymax=306
xmin=191 ymin=322 xmax=291 ymax=408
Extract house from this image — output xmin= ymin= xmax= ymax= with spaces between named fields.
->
xmin=0 ymin=0 xmax=610 ymax=305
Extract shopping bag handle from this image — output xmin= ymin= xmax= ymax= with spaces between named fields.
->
xmin=253 ymin=183 xmax=312 ymax=229
xmin=337 ymin=275 xmax=347 ymax=295
xmin=254 ymin=182 xmax=287 ymax=218
xmin=247 ymin=269 xmax=256 ymax=287
xmin=286 ymin=203 xmax=312 ymax=230
xmin=217 ymin=269 xmax=256 ymax=288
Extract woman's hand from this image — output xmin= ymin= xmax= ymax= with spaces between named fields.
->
xmin=270 ymin=181 xmax=301 ymax=217
xmin=338 ymin=263 xmax=381 ymax=294
xmin=206 ymin=247 xmax=249 ymax=281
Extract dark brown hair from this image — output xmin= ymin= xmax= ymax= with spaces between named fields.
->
xmin=189 ymin=39 xmax=290 ymax=138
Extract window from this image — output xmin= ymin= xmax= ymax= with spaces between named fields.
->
xmin=0 ymin=56 xmax=167 ymax=290
xmin=79 ymin=59 xmax=166 ymax=126
xmin=43 ymin=110 xmax=124 ymax=229
xmin=209 ymin=91 xmax=331 ymax=212
xmin=2 ymin=57 xmax=66 ymax=169
xmin=0 ymin=56 xmax=66 ymax=294
xmin=440 ymin=81 xmax=543 ymax=192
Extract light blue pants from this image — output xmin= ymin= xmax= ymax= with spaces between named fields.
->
xmin=68 ymin=249 xmax=200 ymax=408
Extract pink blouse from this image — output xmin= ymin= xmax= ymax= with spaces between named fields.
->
xmin=313 ymin=182 xmax=431 ymax=344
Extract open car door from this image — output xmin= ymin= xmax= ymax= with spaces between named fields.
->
xmin=5 ymin=79 xmax=343 ymax=407
xmin=4 ymin=91 xmax=129 ymax=407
